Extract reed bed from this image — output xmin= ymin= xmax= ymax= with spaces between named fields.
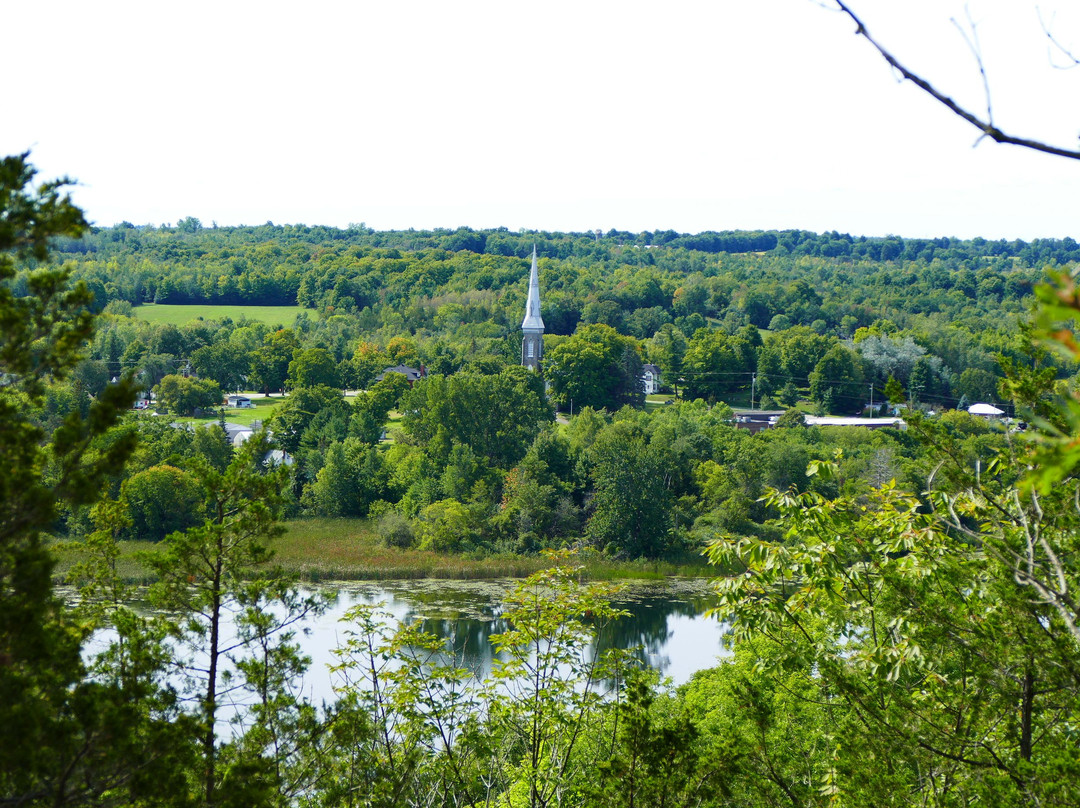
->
xmin=53 ymin=517 xmax=713 ymax=585
xmin=270 ymin=518 xmax=712 ymax=582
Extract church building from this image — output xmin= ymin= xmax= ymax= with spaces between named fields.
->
xmin=521 ymin=246 xmax=544 ymax=370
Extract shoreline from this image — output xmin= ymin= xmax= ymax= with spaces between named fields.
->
xmin=52 ymin=516 xmax=716 ymax=585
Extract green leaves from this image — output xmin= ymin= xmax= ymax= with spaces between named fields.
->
xmin=546 ymin=324 xmax=645 ymax=411
xmin=0 ymin=153 xmax=161 ymax=808
xmin=325 ymin=557 xmax=643 ymax=807
xmin=709 ymin=445 xmax=1080 ymax=805
xmin=1015 ymin=270 xmax=1080 ymax=494
xmin=586 ymin=421 xmax=673 ymax=559
xmin=0 ymin=152 xmax=87 ymax=269
xmin=400 ymin=365 xmax=552 ymax=470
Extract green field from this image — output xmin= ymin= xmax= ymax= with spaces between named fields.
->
xmin=645 ymin=393 xmax=677 ymax=412
xmin=169 ymin=393 xmax=287 ymax=427
xmin=54 ymin=517 xmax=712 ymax=584
xmin=131 ymin=303 xmax=309 ymax=327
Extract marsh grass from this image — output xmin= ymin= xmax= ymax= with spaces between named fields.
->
xmin=270 ymin=518 xmax=712 ymax=581
xmin=52 ymin=517 xmax=712 ymax=584
xmin=51 ymin=538 xmax=157 ymax=586
xmin=270 ymin=518 xmax=550 ymax=580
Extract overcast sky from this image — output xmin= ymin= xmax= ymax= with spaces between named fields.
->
xmin=6 ymin=1 xmax=1080 ymax=240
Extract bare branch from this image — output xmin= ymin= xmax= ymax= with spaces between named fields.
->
xmin=1038 ymin=8 xmax=1080 ymax=68
xmin=833 ymin=1 xmax=1080 ymax=161
xmin=950 ymin=7 xmax=994 ymax=137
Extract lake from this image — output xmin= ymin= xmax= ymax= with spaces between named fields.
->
xmin=76 ymin=577 xmax=730 ymax=714
xmin=299 ymin=577 xmax=729 ymax=702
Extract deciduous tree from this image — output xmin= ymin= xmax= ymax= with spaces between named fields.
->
xmin=154 ymin=373 xmax=223 ymax=415
xmin=809 ymin=343 xmax=865 ymax=413
xmin=250 ymin=329 xmax=298 ymax=396
xmin=401 ymin=366 xmax=552 ymax=469
xmin=546 ymin=324 xmax=645 ymax=411
xmin=121 ymin=463 xmax=204 ymax=541
xmin=708 ymin=451 xmax=1080 ymax=805
xmin=587 ymin=422 xmax=672 ymax=559
xmin=287 ymin=346 xmax=340 ymax=390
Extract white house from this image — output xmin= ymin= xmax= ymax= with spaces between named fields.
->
xmin=227 ymin=394 xmax=254 ymax=408
xmin=220 ymin=422 xmax=254 ymax=447
xmin=642 ymin=364 xmax=662 ymax=395
xmin=265 ymin=449 xmax=294 ymax=467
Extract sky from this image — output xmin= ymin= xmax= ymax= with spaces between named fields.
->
xmin=6 ymin=0 xmax=1080 ymax=241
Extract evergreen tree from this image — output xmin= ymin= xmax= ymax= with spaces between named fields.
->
xmin=884 ymin=373 xmax=905 ymax=405
xmin=145 ymin=432 xmax=324 ymax=806
xmin=0 ymin=153 xmax=185 ymax=806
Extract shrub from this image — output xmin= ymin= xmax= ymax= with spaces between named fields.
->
xmin=377 ymin=511 xmax=415 ymax=550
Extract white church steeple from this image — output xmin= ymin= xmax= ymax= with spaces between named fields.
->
xmin=521 ymin=245 xmax=544 ymax=370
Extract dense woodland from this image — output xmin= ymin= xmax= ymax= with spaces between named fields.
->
xmin=32 ymin=217 xmax=1074 ymax=560
xmin=4 ymin=154 xmax=1080 ymax=806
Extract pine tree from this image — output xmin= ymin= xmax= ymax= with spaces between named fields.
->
xmin=0 ymin=152 xmax=188 ymax=806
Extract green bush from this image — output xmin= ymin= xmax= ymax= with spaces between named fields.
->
xmin=121 ymin=464 xmax=203 ymax=541
xmin=377 ymin=511 xmax=415 ymax=549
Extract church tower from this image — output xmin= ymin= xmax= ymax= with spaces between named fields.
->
xmin=521 ymin=245 xmax=544 ymax=370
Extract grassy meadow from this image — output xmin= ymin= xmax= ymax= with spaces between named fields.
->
xmin=167 ymin=393 xmax=286 ymax=427
xmin=644 ymin=393 xmax=677 ymax=412
xmin=270 ymin=518 xmax=711 ymax=581
xmin=132 ymin=303 xmax=309 ymax=327
xmin=224 ymin=395 xmax=287 ymax=425
xmin=54 ymin=517 xmax=713 ymax=585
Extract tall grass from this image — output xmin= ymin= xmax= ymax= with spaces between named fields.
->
xmin=53 ymin=518 xmax=714 ymax=585
xmin=270 ymin=518 xmax=713 ymax=582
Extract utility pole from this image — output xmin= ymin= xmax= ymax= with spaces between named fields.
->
xmin=751 ymin=373 xmax=756 ymax=410
xmin=868 ymin=383 xmax=874 ymax=417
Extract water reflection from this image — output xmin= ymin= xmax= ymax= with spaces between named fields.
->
xmin=600 ymin=583 xmax=728 ymax=684
xmin=72 ymin=579 xmax=730 ymax=709
xmin=302 ymin=579 xmax=728 ymax=704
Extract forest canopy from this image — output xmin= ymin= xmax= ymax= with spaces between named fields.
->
xmin=4 ymin=150 xmax=1080 ymax=806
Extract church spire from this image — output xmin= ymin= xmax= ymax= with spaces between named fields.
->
xmin=521 ymin=245 xmax=544 ymax=370
xmin=521 ymin=245 xmax=544 ymax=331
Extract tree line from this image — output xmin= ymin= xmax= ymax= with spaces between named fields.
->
xmin=5 ymin=152 xmax=1080 ymax=806
xmin=36 ymin=204 xmax=1074 ymax=563
xmin=41 ymin=220 xmax=1050 ymax=322
xmin=60 ymin=301 xmax=1030 ymax=563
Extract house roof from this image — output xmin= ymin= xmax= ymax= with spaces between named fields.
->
xmin=732 ymin=409 xmax=786 ymax=419
xmin=806 ymin=416 xmax=906 ymax=429
xmin=220 ymin=422 xmax=252 ymax=439
xmin=375 ymin=364 xmax=424 ymax=382
xmin=968 ymin=402 xmax=1004 ymax=416
xmin=265 ymin=449 xmax=293 ymax=466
